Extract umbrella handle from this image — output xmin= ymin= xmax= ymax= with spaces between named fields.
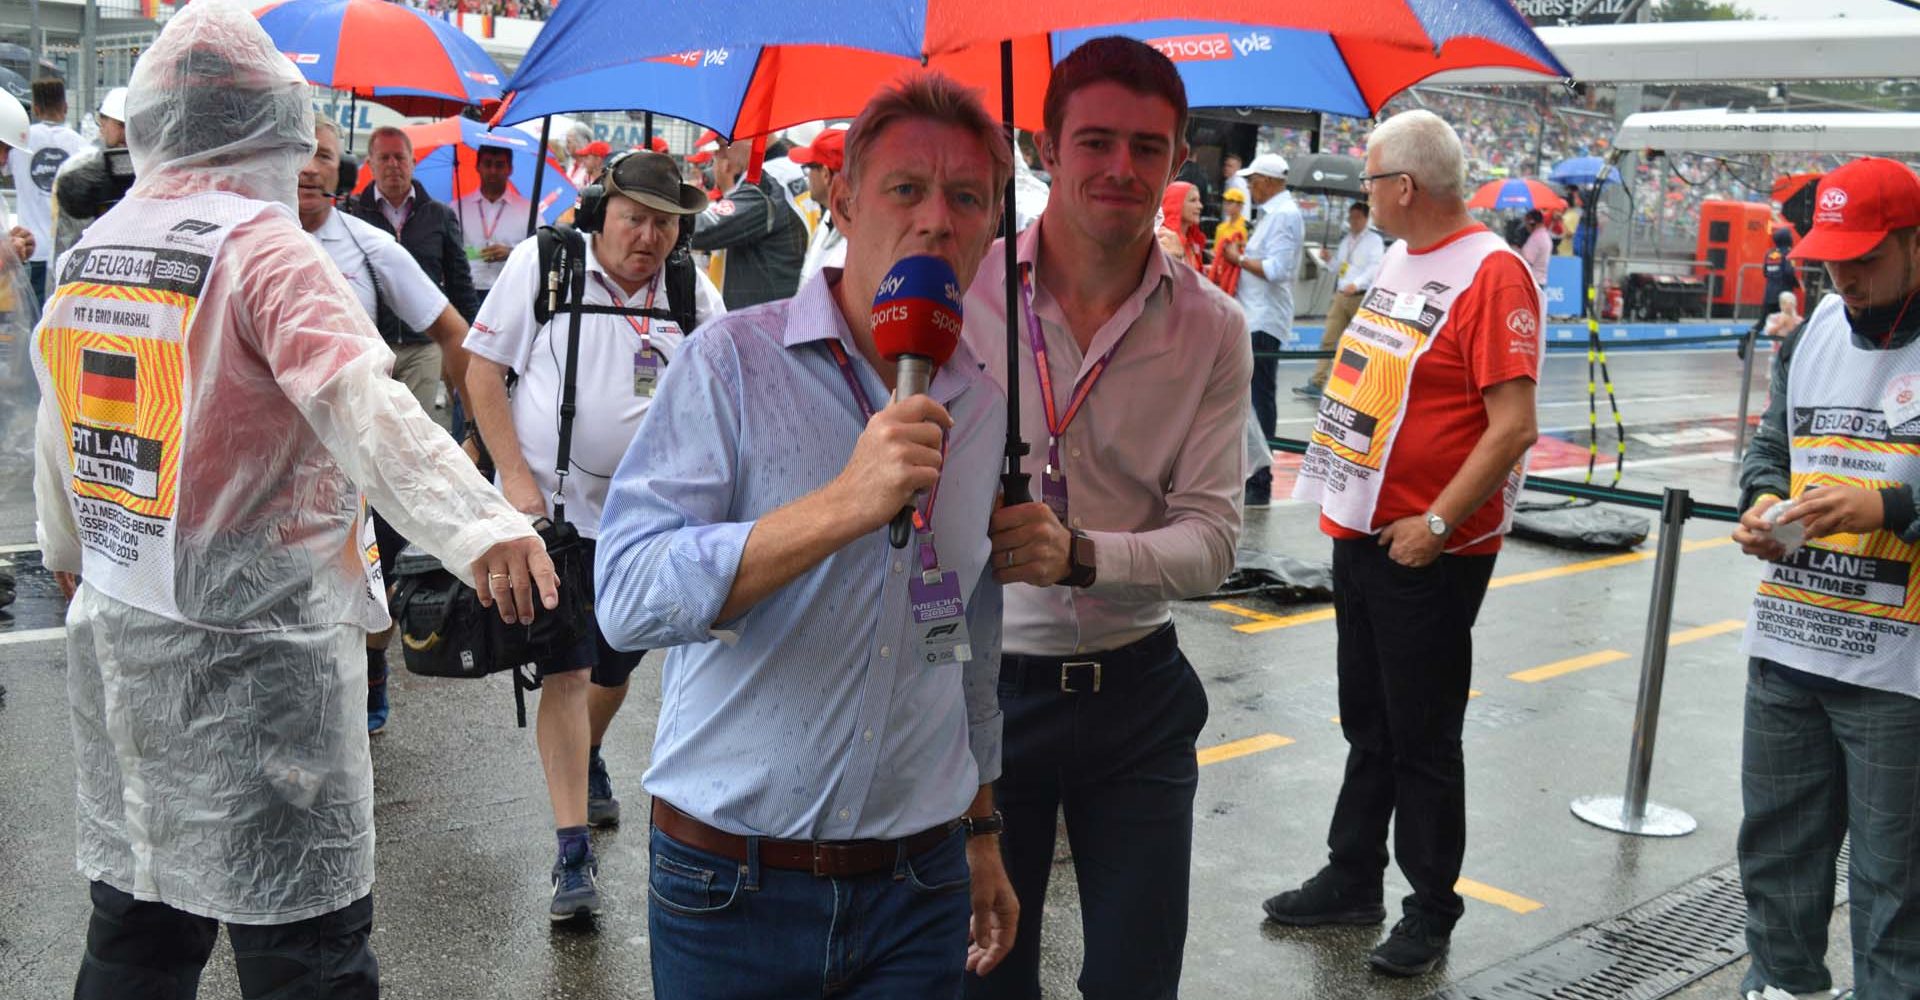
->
xmin=998 ymin=39 xmax=1031 ymax=507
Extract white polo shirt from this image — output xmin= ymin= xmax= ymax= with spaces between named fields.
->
xmin=465 ymin=233 xmax=726 ymax=536
xmin=308 ymin=206 xmax=449 ymax=332
xmin=454 ymin=189 xmax=533 ymax=291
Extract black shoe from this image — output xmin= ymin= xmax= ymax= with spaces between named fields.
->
xmin=1262 ymin=869 xmax=1386 ymax=927
xmin=1368 ymin=915 xmax=1451 ymax=977
xmin=1244 ymin=487 xmax=1272 ymax=510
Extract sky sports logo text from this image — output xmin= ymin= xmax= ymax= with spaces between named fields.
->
xmin=1147 ymin=31 xmax=1274 ymax=63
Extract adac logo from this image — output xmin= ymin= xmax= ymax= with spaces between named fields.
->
xmin=1819 ymin=188 xmax=1849 ymax=212
xmin=1506 ymin=307 xmax=1539 ymax=340
xmin=1147 ymin=30 xmax=1273 ymax=63
xmin=646 ymin=48 xmax=731 ymax=69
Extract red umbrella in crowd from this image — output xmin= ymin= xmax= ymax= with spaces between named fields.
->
xmin=1467 ymin=178 xmax=1568 ymax=213
xmin=253 ymin=0 xmax=507 ymax=116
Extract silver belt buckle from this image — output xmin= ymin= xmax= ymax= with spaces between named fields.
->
xmin=1060 ymin=661 xmax=1102 ymax=694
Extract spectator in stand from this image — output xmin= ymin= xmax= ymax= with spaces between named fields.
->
xmin=1157 ymin=180 xmax=1205 ymax=271
xmin=1297 ymin=201 xmax=1385 ymax=400
xmin=1208 ymin=186 xmax=1248 ymax=296
xmin=455 ymin=144 xmax=533 ymax=303
xmin=1519 ymin=209 xmax=1551 ymax=289
xmin=1269 ymin=109 xmax=1541 ymax=979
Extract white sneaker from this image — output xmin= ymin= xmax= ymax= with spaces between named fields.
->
xmin=1746 ymin=988 xmax=1853 ymax=1000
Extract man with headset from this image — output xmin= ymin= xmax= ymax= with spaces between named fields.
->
xmin=464 ymin=149 xmax=725 ymax=922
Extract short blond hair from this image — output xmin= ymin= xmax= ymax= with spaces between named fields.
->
xmin=1368 ymin=109 xmax=1467 ymax=202
xmin=843 ymin=72 xmax=1011 ymax=207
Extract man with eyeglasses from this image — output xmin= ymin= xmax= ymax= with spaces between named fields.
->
xmin=1221 ymin=151 xmax=1302 ymax=509
xmin=1264 ymin=109 xmax=1541 ymax=978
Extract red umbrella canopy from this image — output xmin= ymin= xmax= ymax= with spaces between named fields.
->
xmin=254 ymin=0 xmax=507 ymax=116
xmin=1467 ymin=178 xmax=1567 ymax=213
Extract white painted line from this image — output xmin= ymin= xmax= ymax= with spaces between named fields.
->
xmin=0 ymin=543 xmax=40 ymax=555
xmin=0 ymin=627 xmax=65 ymax=646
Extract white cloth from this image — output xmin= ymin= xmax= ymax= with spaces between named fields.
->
xmin=1743 ymin=294 xmax=1920 ymax=697
xmin=1330 ymin=226 xmax=1387 ymax=293
xmin=799 ymin=214 xmax=846 ymax=286
xmin=1237 ymin=188 xmax=1304 ymax=340
xmin=309 ymin=206 xmax=447 ymax=331
xmin=8 ymin=120 xmax=90 ymax=263
xmin=34 ymin=188 xmax=534 ymax=924
xmin=963 ymin=220 xmax=1251 ymax=655
xmin=1521 ymin=225 xmax=1552 ymax=287
xmin=454 ymin=188 xmax=532 ymax=290
xmin=466 ymin=233 xmax=726 ymax=537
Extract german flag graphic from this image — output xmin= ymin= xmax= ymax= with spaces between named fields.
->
xmin=79 ymin=350 xmax=138 ymax=427
xmin=1329 ymin=347 xmax=1369 ymax=394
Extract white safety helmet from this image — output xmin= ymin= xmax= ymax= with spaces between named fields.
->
xmin=99 ymin=87 xmax=128 ymax=124
xmin=0 ymin=89 xmax=28 ymax=152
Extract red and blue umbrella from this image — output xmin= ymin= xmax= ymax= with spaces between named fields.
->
xmin=254 ymin=0 xmax=506 ymax=116
xmin=1549 ymin=155 xmax=1622 ymax=187
xmin=355 ymin=116 xmax=577 ymax=225
xmin=494 ymin=6 xmax=1568 ymax=136
xmin=1468 ymin=178 xmax=1568 ymax=212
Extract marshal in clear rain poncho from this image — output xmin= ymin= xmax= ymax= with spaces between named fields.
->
xmin=30 ymin=0 xmax=536 ymax=924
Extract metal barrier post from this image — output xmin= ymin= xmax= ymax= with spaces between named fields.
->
xmin=1571 ymin=487 xmax=1699 ymax=837
xmin=1732 ymin=328 xmax=1760 ymax=462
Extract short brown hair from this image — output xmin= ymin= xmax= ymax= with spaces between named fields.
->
xmin=1043 ymin=37 xmax=1188 ymax=146
xmin=843 ymin=71 xmax=1011 ymax=207
xmin=368 ymin=125 xmax=412 ymax=156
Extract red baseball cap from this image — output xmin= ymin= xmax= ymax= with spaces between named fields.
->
xmin=579 ymin=140 xmax=612 ymax=157
xmin=1790 ymin=157 xmax=1920 ymax=262
xmin=790 ymin=127 xmax=847 ymax=172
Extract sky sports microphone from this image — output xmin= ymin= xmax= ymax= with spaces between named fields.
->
xmin=871 ymin=254 xmax=964 ymax=549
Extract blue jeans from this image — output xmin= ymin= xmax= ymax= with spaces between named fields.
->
xmin=1739 ymin=659 xmax=1920 ymax=997
xmin=648 ymin=824 xmax=973 ymax=999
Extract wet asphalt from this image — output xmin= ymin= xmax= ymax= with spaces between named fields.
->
xmin=0 ymin=344 xmax=1841 ymax=999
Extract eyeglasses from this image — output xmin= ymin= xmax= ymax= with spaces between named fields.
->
xmin=1360 ymin=170 xmax=1413 ymax=192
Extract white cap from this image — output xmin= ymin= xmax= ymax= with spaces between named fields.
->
xmin=0 ymin=89 xmax=26 ymax=150
xmin=1237 ymin=152 xmax=1290 ymax=180
xmin=99 ymin=87 xmax=128 ymax=123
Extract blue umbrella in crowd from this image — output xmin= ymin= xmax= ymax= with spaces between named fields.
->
xmin=1550 ymin=155 xmax=1622 ymax=187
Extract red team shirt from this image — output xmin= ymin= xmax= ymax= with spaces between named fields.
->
xmin=1321 ymin=225 xmax=1543 ymax=555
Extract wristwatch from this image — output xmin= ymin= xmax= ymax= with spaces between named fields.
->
xmin=1425 ymin=512 xmax=1450 ymax=537
xmin=1059 ymin=529 xmax=1098 ymax=589
xmin=962 ymin=810 xmax=1006 ymax=838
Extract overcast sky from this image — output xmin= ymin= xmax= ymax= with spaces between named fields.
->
xmin=1738 ymin=0 xmax=1919 ymax=17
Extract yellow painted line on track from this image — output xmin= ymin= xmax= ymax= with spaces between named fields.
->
xmin=1670 ymin=619 xmax=1744 ymax=645
xmin=1455 ymin=877 xmax=1543 ymax=914
xmin=1510 ymin=649 xmax=1630 ymax=683
xmin=1196 ymin=733 xmax=1294 ymax=766
xmin=1225 ymin=537 xmax=1736 ymax=635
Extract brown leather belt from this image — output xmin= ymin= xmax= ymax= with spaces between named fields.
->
xmin=650 ymin=799 xmax=959 ymax=878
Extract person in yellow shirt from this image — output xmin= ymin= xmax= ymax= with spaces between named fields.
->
xmin=1208 ymin=186 xmax=1249 ymax=295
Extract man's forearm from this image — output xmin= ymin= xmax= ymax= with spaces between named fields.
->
xmin=427 ymin=306 xmax=471 ymax=416
xmin=464 ymin=360 xmax=537 ymax=488
xmin=714 ymin=484 xmax=865 ymax=623
xmin=1432 ymin=386 xmax=1538 ymax=528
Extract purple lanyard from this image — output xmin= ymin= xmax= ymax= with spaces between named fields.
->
xmin=824 ymin=340 xmax=946 ymax=572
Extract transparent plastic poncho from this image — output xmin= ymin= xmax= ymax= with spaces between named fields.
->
xmin=30 ymin=0 xmax=535 ymax=924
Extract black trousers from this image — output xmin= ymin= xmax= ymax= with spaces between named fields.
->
xmin=1248 ymin=330 xmax=1281 ymax=497
xmin=966 ymin=624 xmax=1208 ymax=1000
xmin=1326 ymin=538 xmax=1496 ymax=928
xmin=73 ymin=882 xmax=378 ymax=1000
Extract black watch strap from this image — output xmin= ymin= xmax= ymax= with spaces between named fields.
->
xmin=1060 ymin=530 xmax=1097 ymax=589
xmin=962 ymin=810 xmax=1006 ymax=838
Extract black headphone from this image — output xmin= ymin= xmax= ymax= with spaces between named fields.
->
xmin=571 ymin=149 xmax=630 ymax=234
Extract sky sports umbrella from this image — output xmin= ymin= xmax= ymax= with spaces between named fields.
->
xmin=354 ymin=116 xmax=578 ymax=225
xmin=1549 ymin=155 xmax=1622 ymax=187
xmin=493 ymin=0 xmax=1568 ymax=501
xmin=1467 ymin=178 xmax=1567 ymax=212
xmin=253 ymin=0 xmax=506 ymax=117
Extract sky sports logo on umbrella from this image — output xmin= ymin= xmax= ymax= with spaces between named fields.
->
xmin=1147 ymin=30 xmax=1274 ymax=63
xmin=647 ymin=47 xmax=732 ymax=69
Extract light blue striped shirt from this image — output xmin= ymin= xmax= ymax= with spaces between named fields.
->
xmin=1237 ymin=188 xmax=1305 ymax=341
xmin=594 ymin=270 xmax=1007 ymax=841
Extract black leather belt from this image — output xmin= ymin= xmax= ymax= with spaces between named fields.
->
xmin=1001 ymin=622 xmax=1178 ymax=695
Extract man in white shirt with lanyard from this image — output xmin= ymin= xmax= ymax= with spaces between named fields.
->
xmin=1222 ymin=151 xmax=1304 ymax=508
xmin=464 ymin=149 xmax=724 ymax=922
xmin=1733 ymin=156 xmax=1920 ymax=1000
xmin=961 ymin=37 xmax=1251 ymax=1000
xmin=1297 ymin=200 xmax=1385 ymax=399
xmin=299 ymin=119 xmax=479 ymax=734
xmin=456 ymin=144 xmax=533 ymax=302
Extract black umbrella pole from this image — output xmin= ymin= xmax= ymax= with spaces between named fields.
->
xmin=644 ymin=112 xmax=654 ymax=146
xmin=999 ymin=39 xmax=1031 ymax=505
xmin=528 ymin=115 xmax=553 ymax=235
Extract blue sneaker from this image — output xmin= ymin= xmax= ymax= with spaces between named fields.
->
xmin=550 ymin=838 xmax=601 ymax=922
xmin=587 ymin=751 xmax=620 ymax=827
xmin=367 ymin=653 xmax=390 ymax=735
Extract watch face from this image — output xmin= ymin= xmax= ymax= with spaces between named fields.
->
xmin=1427 ymin=515 xmax=1446 ymax=536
